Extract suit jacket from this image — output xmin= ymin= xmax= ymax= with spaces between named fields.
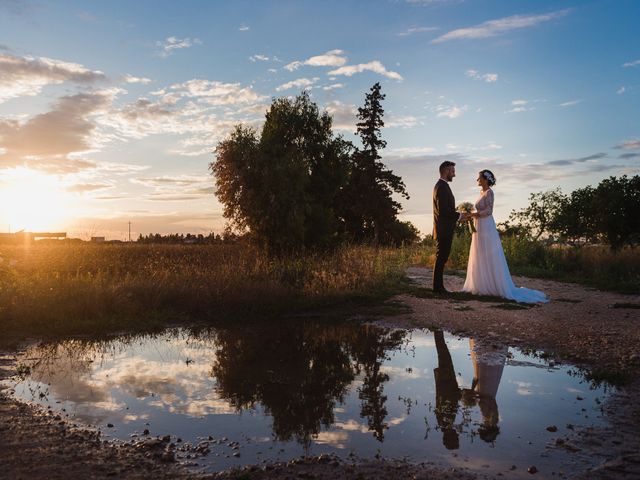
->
xmin=433 ymin=179 xmax=459 ymax=240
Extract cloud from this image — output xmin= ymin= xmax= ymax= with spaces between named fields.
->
xmin=168 ymin=79 xmax=266 ymax=105
xmin=431 ymin=9 xmax=570 ymax=43
xmin=328 ymin=61 xmax=403 ymax=81
xmin=0 ymin=53 xmax=106 ymax=103
xmin=0 ymin=90 xmax=116 ymax=171
xmin=435 ymin=104 xmax=467 ymax=118
xmin=614 ymin=139 xmax=640 ymax=150
xmin=284 ymin=49 xmax=347 ymax=72
xmin=617 ymin=86 xmax=626 ymax=95
xmin=397 ymin=26 xmax=438 ymax=37
xmin=66 ymin=182 xmax=113 ymax=193
xmin=324 ymin=100 xmax=357 ymax=131
xmin=275 ymin=77 xmax=319 ymax=91
xmin=618 ymin=152 xmax=640 ymax=159
xmin=156 ymin=36 xmax=202 ymax=57
xmin=122 ymin=74 xmax=152 ymax=84
xmin=559 ymin=99 xmax=582 ymax=107
xmin=386 ymin=114 xmax=420 ymax=128
xmin=323 ymin=83 xmax=345 ymax=91
xmin=238 ymin=24 xmax=250 ymax=31
xmin=546 ymin=152 xmax=606 ymax=166
xmin=507 ymin=99 xmax=534 ymax=113
xmin=465 ymin=69 xmax=498 ymax=83
xmin=622 ymin=59 xmax=640 ymax=68
xmin=249 ymin=54 xmax=269 ymax=62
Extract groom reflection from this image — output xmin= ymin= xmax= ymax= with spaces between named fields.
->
xmin=432 ymin=331 xmax=507 ymax=449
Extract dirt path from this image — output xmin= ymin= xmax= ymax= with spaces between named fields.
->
xmin=382 ymin=267 xmax=640 ymax=479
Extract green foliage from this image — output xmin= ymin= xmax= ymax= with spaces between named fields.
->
xmin=507 ymin=175 xmax=640 ymax=249
xmin=211 ymin=93 xmax=351 ymax=252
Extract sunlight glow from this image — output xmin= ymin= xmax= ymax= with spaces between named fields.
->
xmin=0 ymin=168 xmax=72 ymax=232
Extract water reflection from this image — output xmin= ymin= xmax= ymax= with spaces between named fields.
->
xmin=8 ymin=323 xmax=610 ymax=476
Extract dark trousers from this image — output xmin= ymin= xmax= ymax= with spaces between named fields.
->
xmin=433 ymin=232 xmax=453 ymax=291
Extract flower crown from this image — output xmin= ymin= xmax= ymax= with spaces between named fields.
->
xmin=482 ymin=171 xmax=495 ymax=185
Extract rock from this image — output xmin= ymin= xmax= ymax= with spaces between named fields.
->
xmin=546 ymin=425 xmax=558 ymax=432
xmin=233 ymin=452 xmax=241 ymax=458
xmin=107 ymin=423 xmax=114 ymax=428
xmin=143 ymin=429 xmax=149 ymax=435
xmin=528 ymin=465 xmax=538 ymax=474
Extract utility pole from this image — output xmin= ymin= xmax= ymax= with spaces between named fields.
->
xmin=128 ymin=221 xmax=131 ymax=242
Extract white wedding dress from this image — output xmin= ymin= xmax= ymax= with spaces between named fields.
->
xmin=462 ymin=188 xmax=548 ymax=303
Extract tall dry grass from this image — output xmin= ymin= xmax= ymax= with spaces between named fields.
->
xmin=0 ymin=243 xmax=411 ymax=337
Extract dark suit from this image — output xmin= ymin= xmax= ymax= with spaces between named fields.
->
xmin=432 ymin=179 xmax=459 ymax=291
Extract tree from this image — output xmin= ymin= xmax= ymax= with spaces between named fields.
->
xmin=211 ymin=93 xmax=352 ymax=252
xmin=339 ymin=83 xmax=411 ymax=244
xmin=507 ymin=188 xmax=566 ymax=240
xmin=592 ymin=175 xmax=640 ymax=249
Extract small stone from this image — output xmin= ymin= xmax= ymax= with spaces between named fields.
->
xmin=143 ymin=429 xmax=149 ymax=435
xmin=546 ymin=425 xmax=558 ymax=432
xmin=528 ymin=466 xmax=538 ymax=474
xmin=107 ymin=423 xmax=114 ymax=428
xmin=233 ymin=452 xmax=241 ymax=458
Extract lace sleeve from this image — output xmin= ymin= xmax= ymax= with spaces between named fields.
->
xmin=476 ymin=189 xmax=494 ymax=217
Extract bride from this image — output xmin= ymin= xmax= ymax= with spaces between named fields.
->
xmin=462 ymin=170 xmax=548 ymax=303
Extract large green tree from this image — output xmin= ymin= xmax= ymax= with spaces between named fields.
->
xmin=211 ymin=93 xmax=351 ymax=252
xmin=340 ymin=83 xmax=411 ymax=245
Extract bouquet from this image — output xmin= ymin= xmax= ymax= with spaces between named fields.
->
xmin=457 ymin=202 xmax=477 ymax=234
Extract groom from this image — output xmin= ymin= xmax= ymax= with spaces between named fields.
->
xmin=433 ymin=161 xmax=467 ymax=293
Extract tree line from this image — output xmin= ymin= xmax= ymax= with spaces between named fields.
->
xmin=503 ymin=175 xmax=640 ymax=249
xmin=210 ymin=83 xmax=418 ymax=252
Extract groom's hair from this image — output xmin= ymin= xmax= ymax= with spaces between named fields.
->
xmin=439 ymin=161 xmax=456 ymax=174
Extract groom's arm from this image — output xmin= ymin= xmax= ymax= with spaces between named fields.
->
xmin=436 ymin=184 xmax=462 ymax=222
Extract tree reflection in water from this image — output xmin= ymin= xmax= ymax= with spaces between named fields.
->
xmin=210 ymin=322 xmax=406 ymax=446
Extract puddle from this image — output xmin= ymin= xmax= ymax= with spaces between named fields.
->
xmin=5 ymin=322 xmax=612 ymax=477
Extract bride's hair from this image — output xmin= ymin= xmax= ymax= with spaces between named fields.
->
xmin=480 ymin=169 xmax=496 ymax=186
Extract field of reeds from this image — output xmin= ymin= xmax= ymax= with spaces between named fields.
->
xmin=0 ymin=243 xmax=412 ymax=337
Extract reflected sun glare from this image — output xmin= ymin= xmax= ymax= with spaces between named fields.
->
xmin=0 ymin=168 xmax=72 ymax=232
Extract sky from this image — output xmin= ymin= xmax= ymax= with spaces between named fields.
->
xmin=0 ymin=0 xmax=638 ymax=240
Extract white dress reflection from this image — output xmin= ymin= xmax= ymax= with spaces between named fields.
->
xmin=469 ymin=338 xmax=508 ymax=442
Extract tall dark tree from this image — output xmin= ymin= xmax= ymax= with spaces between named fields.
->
xmin=211 ymin=93 xmax=351 ymax=252
xmin=340 ymin=83 xmax=411 ymax=244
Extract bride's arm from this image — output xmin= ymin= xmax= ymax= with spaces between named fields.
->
xmin=473 ymin=190 xmax=494 ymax=217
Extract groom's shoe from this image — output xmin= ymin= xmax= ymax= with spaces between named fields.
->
xmin=433 ymin=287 xmax=450 ymax=295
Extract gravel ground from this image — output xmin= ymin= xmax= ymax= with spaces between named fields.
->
xmin=1 ymin=268 xmax=639 ymax=479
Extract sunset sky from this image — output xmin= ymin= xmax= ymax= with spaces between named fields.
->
xmin=1 ymin=0 xmax=638 ymax=239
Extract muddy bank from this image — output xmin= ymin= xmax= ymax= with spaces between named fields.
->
xmin=385 ymin=267 xmax=640 ymax=479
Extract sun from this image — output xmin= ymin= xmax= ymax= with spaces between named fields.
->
xmin=0 ymin=167 xmax=72 ymax=232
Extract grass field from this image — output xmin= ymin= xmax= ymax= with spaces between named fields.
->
xmin=0 ymin=243 xmax=411 ymax=337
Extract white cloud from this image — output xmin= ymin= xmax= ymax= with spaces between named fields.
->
xmin=622 ymin=59 xmax=640 ymax=68
xmin=238 ymin=24 xmax=250 ymax=31
xmin=559 ymin=99 xmax=582 ymax=107
xmin=386 ymin=114 xmax=420 ymax=128
xmin=323 ymin=83 xmax=345 ymax=91
xmin=328 ymin=60 xmax=403 ymax=81
xmin=614 ymin=139 xmax=640 ymax=150
xmin=465 ymin=69 xmax=498 ymax=83
xmin=397 ymin=26 xmax=438 ymax=37
xmin=156 ymin=36 xmax=202 ymax=57
xmin=507 ymin=99 xmax=535 ymax=113
xmin=284 ymin=49 xmax=347 ymax=72
xmin=435 ymin=104 xmax=467 ymax=119
xmin=431 ymin=9 xmax=570 ymax=43
xmin=0 ymin=53 xmax=105 ymax=103
xmin=249 ymin=54 xmax=269 ymax=62
xmin=122 ymin=74 xmax=152 ymax=84
xmin=324 ymin=100 xmax=357 ymax=131
xmin=275 ymin=77 xmax=319 ymax=92
xmin=617 ymin=86 xmax=626 ymax=95
xmin=168 ymin=79 xmax=265 ymax=105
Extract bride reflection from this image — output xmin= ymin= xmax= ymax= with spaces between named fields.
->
xmin=433 ymin=331 xmax=508 ymax=448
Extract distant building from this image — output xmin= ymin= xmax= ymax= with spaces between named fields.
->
xmin=91 ymin=236 xmax=105 ymax=243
